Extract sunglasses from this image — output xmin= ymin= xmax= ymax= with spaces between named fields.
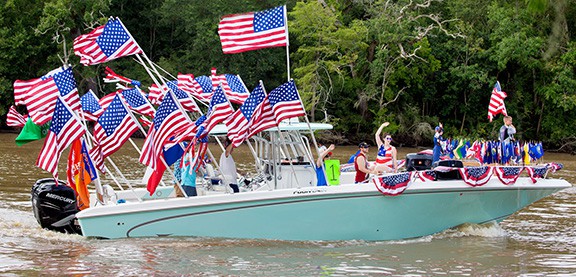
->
xmin=386 ymin=137 xmax=392 ymax=140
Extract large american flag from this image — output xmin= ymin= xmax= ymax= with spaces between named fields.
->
xmin=36 ymin=97 xmax=85 ymax=180
xmin=24 ymin=66 xmax=80 ymax=125
xmin=6 ymin=105 xmax=27 ymax=127
xmin=268 ymin=80 xmax=306 ymax=124
xmin=218 ymin=6 xmax=288 ymax=54
xmin=121 ymin=88 xmax=155 ymax=117
xmin=488 ymin=81 xmax=507 ymax=122
xmin=225 ymin=82 xmax=266 ymax=147
xmin=73 ymin=18 xmax=143 ymax=65
xmin=80 ymin=89 xmax=104 ymax=121
xmin=139 ymin=90 xmax=192 ymax=171
xmin=201 ymin=85 xmax=234 ymax=136
xmin=94 ymin=94 xmax=140 ymax=159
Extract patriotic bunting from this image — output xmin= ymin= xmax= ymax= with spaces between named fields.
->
xmin=373 ymin=171 xmax=415 ymax=196
xmin=494 ymin=166 xmax=523 ymax=185
xmin=458 ymin=166 xmax=493 ymax=187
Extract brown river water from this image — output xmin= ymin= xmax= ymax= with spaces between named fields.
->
xmin=0 ymin=133 xmax=574 ymax=276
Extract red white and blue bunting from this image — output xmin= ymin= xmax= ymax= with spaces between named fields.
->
xmin=458 ymin=166 xmax=493 ymax=187
xmin=494 ymin=166 xmax=523 ymax=185
xmin=373 ymin=171 xmax=416 ymax=196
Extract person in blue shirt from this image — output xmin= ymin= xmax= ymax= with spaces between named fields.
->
xmin=316 ymin=144 xmax=335 ymax=186
xmin=432 ymin=123 xmax=445 ymax=164
xmin=180 ymin=153 xmax=198 ymax=197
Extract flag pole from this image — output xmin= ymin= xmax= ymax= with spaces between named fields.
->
xmin=283 ymin=5 xmax=291 ymax=82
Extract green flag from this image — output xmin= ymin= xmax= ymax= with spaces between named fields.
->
xmin=15 ymin=118 xmax=50 ymax=146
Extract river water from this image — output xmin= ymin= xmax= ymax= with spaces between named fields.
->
xmin=0 ymin=133 xmax=574 ymax=276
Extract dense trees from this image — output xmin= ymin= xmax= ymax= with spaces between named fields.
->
xmin=1 ymin=0 xmax=575 ymax=152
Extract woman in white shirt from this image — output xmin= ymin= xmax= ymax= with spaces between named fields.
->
xmin=219 ymin=138 xmax=239 ymax=193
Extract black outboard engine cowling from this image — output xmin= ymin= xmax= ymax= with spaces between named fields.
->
xmin=405 ymin=152 xmax=433 ymax=171
xmin=31 ymin=178 xmax=82 ymax=235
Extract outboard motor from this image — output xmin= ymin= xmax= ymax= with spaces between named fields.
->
xmin=31 ymin=178 xmax=82 ymax=235
xmin=405 ymin=152 xmax=433 ymax=171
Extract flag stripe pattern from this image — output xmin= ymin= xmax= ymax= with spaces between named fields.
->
xmin=121 ymin=88 xmax=156 ymax=117
xmin=218 ymin=6 xmax=288 ymax=54
xmin=269 ymin=80 xmax=306 ymax=124
xmin=73 ymin=18 xmax=143 ymax=65
xmin=104 ymin=66 xmax=140 ymax=86
xmin=140 ymin=91 xmax=192 ymax=170
xmin=6 ymin=105 xmax=27 ymax=127
xmin=247 ymin=95 xmax=276 ymax=138
xmin=94 ymin=94 xmax=139 ymax=158
xmin=488 ymin=81 xmax=508 ymax=122
xmin=36 ymin=98 xmax=85 ymax=179
xmin=13 ymin=78 xmax=41 ymax=106
xmin=225 ymin=82 xmax=266 ymax=147
xmin=166 ymin=80 xmax=200 ymax=112
xmin=202 ymin=85 xmax=234 ymax=136
xmin=25 ymin=67 xmax=80 ymax=125
xmin=494 ymin=166 xmax=523 ymax=185
xmin=177 ymin=73 xmax=212 ymax=102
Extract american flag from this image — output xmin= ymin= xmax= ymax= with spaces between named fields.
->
xmin=36 ymin=97 xmax=85 ymax=180
xmin=200 ymin=85 xmax=234 ymax=136
xmin=99 ymin=92 xmax=118 ymax=111
xmin=104 ymin=66 xmax=140 ymax=86
xmin=525 ymin=166 xmax=549 ymax=183
xmin=166 ymin=80 xmax=200 ymax=112
xmin=80 ymin=90 xmax=104 ymax=121
xmin=121 ymin=88 xmax=155 ymax=117
xmin=195 ymin=75 xmax=213 ymax=95
xmin=94 ymin=94 xmax=139 ymax=159
xmin=177 ymin=73 xmax=212 ymax=102
xmin=139 ymin=90 xmax=192 ymax=171
xmin=458 ymin=166 xmax=493 ymax=187
xmin=373 ymin=172 xmax=415 ymax=196
xmin=148 ymin=83 xmax=166 ymax=105
xmin=268 ymin=80 xmax=306 ymax=124
xmin=225 ymin=82 xmax=266 ymax=147
xmin=247 ymin=91 xmax=276 ymax=138
xmin=25 ymin=66 xmax=80 ymax=125
xmin=73 ymin=18 xmax=143 ymax=65
xmin=218 ymin=6 xmax=288 ymax=54
xmin=222 ymin=74 xmax=250 ymax=104
xmin=494 ymin=166 xmax=523 ymax=185
xmin=488 ymin=81 xmax=508 ymax=122
xmin=6 ymin=105 xmax=27 ymax=127
xmin=13 ymin=78 xmax=41 ymax=106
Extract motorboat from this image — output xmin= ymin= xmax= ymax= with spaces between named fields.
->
xmin=31 ymin=122 xmax=571 ymax=241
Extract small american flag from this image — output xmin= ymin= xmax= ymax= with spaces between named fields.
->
xmin=225 ymin=82 xmax=266 ymax=147
xmin=80 ymin=90 xmax=104 ymax=121
xmin=6 ymin=105 xmax=27 ymax=127
xmin=494 ymin=166 xmax=523 ymax=185
xmin=222 ymin=74 xmax=250 ymax=104
xmin=104 ymin=66 xmax=140 ymax=86
xmin=121 ymin=88 xmax=155 ymax=117
xmin=148 ymin=83 xmax=166 ymax=105
xmin=458 ymin=166 xmax=493 ymax=187
xmin=24 ymin=67 xmax=80 ymax=125
xmin=218 ymin=6 xmax=288 ymax=54
xmin=94 ymin=94 xmax=139 ymax=158
xmin=36 ymin=97 xmax=85 ymax=180
xmin=488 ymin=81 xmax=507 ymax=122
xmin=195 ymin=75 xmax=213 ymax=95
xmin=247 ymin=92 xmax=276 ymax=138
xmin=177 ymin=73 xmax=212 ymax=102
xmin=99 ymin=92 xmax=118 ymax=111
xmin=139 ymin=90 xmax=192 ymax=171
xmin=268 ymin=80 xmax=306 ymax=124
xmin=201 ymin=85 xmax=234 ymax=136
xmin=373 ymin=172 xmax=415 ymax=196
xmin=73 ymin=18 xmax=143 ymax=65
xmin=166 ymin=80 xmax=200 ymax=112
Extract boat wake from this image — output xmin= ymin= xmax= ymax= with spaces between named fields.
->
xmin=0 ymin=208 xmax=83 ymax=243
xmin=435 ymin=221 xmax=508 ymax=239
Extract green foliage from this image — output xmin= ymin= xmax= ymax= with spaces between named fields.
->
xmin=2 ymin=0 xmax=576 ymax=150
